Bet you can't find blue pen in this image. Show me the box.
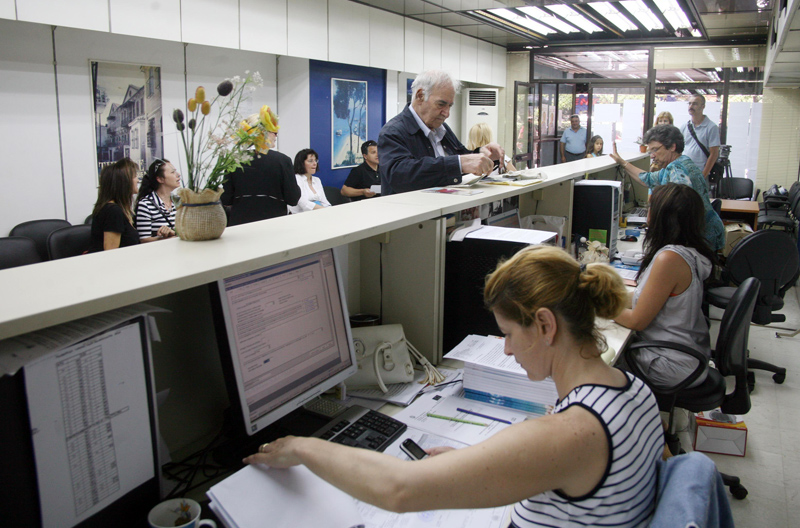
[456,407,512,425]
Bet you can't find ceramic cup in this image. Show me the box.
[148,498,217,528]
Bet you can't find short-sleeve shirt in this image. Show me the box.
[89,202,140,252]
[560,127,587,155]
[679,116,720,169]
[343,162,380,201]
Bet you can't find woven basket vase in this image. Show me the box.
[174,188,226,241]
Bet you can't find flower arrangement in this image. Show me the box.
[171,71,265,193]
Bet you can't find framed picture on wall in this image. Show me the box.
[331,78,367,169]
[90,60,164,179]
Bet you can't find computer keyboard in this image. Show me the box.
[628,206,648,217]
[314,406,407,452]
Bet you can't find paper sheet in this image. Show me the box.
[390,393,527,445]
[25,321,156,528]
[208,465,364,528]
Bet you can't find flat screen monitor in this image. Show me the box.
[212,248,357,438]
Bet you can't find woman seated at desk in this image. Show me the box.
[245,246,663,527]
[288,148,330,214]
[614,183,716,389]
[135,158,179,242]
[610,124,725,251]
[89,158,140,252]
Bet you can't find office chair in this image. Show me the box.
[323,186,351,206]
[625,277,759,500]
[757,191,800,235]
[9,219,71,261]
[649,452,734,528]
[84,214,93,225]
[0,237,43,270]
[707,229,800,376]
[47,225,92,260]
[717,177,753,201]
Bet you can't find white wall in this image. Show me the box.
[277,57,311,160]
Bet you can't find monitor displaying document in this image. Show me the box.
[211,249,357,439]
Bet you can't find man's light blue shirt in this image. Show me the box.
[560,127,587,155]
[680,115,720,169]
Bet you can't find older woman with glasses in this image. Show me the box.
[135,158,179,242]
[610,124,724,251]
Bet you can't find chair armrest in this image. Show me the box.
[624,341,709,396]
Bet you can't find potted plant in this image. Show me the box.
[171,71,265,240]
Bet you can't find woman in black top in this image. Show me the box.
[89,158,141,252]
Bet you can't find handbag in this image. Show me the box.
[686,122,724,185]
[347,324,444,393]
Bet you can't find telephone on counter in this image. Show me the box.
[348,324,445,393]
[620,249,645,266]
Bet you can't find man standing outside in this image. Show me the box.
[560,114,587,163]
[680,95,719,181]
[342,140,379,201]
[378,70,504,195]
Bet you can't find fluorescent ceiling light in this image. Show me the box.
[653,0,692,30]
[519,6,579,33]
[696,89,706,94]
[490,8,555,35]
[715,67,723,72]
[545,5,603,33]
[708,89,717,94]
[670,89,681,95]
[706,71,721,82]
[737,67,745,72]
[619,0,664,31]
[681,89,692,95]
[589,2,638,31]
[627,73,641,79]
[676,71,694,82]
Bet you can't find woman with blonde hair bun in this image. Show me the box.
[467,122,515,173]
[221,105,301,226]
[244,245,663,528]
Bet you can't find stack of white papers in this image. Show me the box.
[444,335,558,415]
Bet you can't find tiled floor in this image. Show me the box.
[677,286,800,527]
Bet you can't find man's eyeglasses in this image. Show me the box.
[647,145,664,155]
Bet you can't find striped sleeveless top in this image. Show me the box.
[511,372,663,528]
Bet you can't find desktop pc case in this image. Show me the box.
[571,180,622,257]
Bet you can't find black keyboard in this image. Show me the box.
[313,406,407,452]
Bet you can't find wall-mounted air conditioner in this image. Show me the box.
[462,88,499,144]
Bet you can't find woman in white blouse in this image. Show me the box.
[288,148,330,214]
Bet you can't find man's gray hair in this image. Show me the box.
[411,70,461,101]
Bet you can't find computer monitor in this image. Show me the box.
[211,248,357,443]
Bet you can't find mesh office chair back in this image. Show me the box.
[9,219,71,261]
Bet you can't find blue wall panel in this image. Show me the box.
[308,60,386,189]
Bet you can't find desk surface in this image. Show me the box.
[719,199,759,214]
[0,153,646,341]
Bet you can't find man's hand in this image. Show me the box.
[460,153,494,176]
[478,142,505,163]
[362,188,376,198]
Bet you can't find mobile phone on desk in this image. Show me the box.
[400,438,428,460]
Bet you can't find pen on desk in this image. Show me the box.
[456,407,513,425]
[426,412,487,427]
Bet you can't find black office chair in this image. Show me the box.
[757,191,800,235]
[84,214,94,225]
[9,219,71,261]
[323,186,351,206]
[760,181,800,213]
[707,230,799,384]
[47,225,92,260]
[717,177,753,200]
[625,277,759,500]
[0,236,43,270]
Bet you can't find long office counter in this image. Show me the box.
[0,153,647,342]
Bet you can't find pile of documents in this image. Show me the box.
[444,335,558,416]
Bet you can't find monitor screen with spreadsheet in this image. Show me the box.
[212,248,357,437]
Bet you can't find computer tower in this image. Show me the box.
[572,180,622,256]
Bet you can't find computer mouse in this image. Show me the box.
[621,235,638,242]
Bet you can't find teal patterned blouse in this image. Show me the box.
[637,155,725,250]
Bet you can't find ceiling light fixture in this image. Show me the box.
[519,6,579,33]
[676,71,694,82]
[732,48,741,60]
[653,0,692,30]
[619,0,664,31]
[588,2,638,32]
[545,4,603,33]
[490,8,555,35]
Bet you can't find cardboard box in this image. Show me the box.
[692,410,748,457]
[723,223,753,257]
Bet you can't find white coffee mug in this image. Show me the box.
[148,498,217,528]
